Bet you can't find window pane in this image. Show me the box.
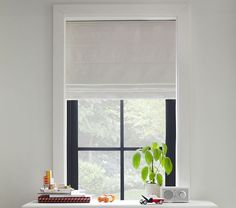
[78,99,120,147]
[124,99,165,147]
[124,151,144,199]
[78,151,120,199]
[124,151,166,199]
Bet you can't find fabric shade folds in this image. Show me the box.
[65,20,176,98]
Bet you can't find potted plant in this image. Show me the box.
[132,142,173,197]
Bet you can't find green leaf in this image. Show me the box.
[141,166,149,181]
[132,151,141,169]
[156,173,163,186]
[142,146,150,153]
[162,143,167,155]
[164,157,173,175]
[145,150,153,165]
[153,148,161,161]
[160,155,165,167]
[149,172,156,182]
[151,142,159,150]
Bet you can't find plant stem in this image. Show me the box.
[151,159,154,183]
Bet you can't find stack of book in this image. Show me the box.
[38,188,91,203]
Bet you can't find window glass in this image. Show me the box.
[124,151,144,199]
[124,151,166,200]
[76,99,167,199]
[78,151,120,199]
[78,100,120,147]
[124,99,165,147]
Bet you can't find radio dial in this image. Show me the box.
[179,191,187,199]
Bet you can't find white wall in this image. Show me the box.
[0,0,235,208]
[0,1,53,207]
[190,1,236,208]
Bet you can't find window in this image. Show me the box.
[67,99,176,200]
[53,2,190,191]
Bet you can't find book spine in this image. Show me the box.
[38,195,91,203]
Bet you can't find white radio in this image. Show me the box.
[160,187,189,203]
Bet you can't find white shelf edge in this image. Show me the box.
[22,200,218,208]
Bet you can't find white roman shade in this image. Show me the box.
[65,20,176,98]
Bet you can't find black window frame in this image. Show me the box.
[67,99,176,200]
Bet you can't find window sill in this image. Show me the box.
[22,200,217,208]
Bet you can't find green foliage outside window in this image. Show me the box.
[78,99,166,199]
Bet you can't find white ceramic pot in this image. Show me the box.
[145,183,160,197]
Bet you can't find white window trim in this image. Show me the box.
[53,2,191,188]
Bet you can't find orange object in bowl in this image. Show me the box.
[97,194,116,203]
[104,197,110,203]
[97,196,104,202]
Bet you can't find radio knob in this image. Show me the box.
[179,191,186,199]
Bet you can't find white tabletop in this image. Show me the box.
[22,200,217,208]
